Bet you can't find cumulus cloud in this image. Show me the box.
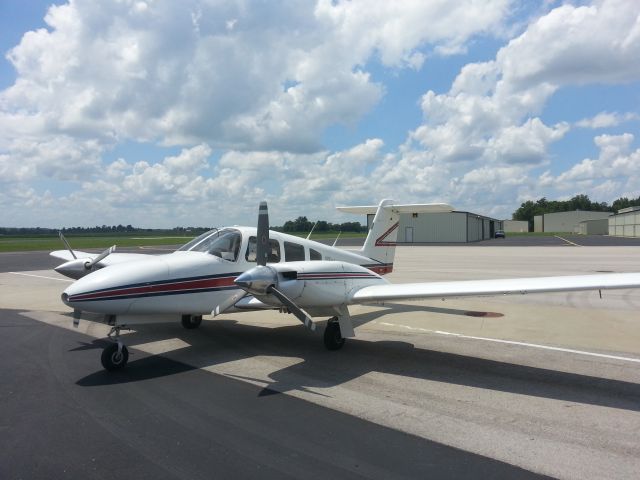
[366,0,640,217]
[575,111,640,129]
[555,133,639,183]
[2,0,640,227]
[0,0,509,162]
[32,140,387,227]
[525,133,640,207]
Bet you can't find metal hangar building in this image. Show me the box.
[363,210,503,243]
[533,210,611,233]
[609,206,640,237]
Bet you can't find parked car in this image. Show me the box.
[495,230,506,238]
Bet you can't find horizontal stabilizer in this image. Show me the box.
[336,203,453,215]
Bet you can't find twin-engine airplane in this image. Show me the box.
[56,200,640,372]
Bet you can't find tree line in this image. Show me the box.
[275,216,367,233]
[0,225,212,236]
[512,194,640,226]
[0,218,365,236]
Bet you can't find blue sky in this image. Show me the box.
[1,0,639,228]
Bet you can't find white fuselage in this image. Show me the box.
[62,227,389,316]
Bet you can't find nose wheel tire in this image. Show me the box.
[323,318,345,351]
[101,343,129,371]
[181,314,203,329]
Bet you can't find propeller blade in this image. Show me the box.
[212,291,247,316]
[256,201,269,267]
[267,285,316,331]
[85,245,116,269]
[59,231,77,259]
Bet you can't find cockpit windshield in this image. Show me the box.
[177,228,242,261]
[177,229,219,252]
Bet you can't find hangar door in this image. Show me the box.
[405,227,414,242]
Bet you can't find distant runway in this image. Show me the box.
[2,244,640,479]
[4,234,639,274]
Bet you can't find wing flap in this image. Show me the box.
[350,273,640,303]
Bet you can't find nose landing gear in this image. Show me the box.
[101,326,130,371]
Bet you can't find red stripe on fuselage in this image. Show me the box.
[70,276,237,301]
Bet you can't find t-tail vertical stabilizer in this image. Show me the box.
[336,199,454,273]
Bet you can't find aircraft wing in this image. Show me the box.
[350,272,640,304]
[50,250,95,261]
[50,250,151,265]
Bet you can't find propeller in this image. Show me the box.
[211,290,247,317]
[84,245,116,269]
[214,201,316,330]
[54,233,116,279]
[267,285,316,331]
[59,231,77,259]
[234,267,316,331]
[256,201,269,267]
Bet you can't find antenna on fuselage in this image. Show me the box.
[305,221,318,240]
[332,231,342,247]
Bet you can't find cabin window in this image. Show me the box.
[185,228,241,261]
[246,237,281,263]
[310,248,322,260]
[284,241,305,261]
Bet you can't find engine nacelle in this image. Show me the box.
[268,261,386,308]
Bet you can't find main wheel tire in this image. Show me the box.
[181,314,202,329]
[101,343,129,371]
[323,320,345,351]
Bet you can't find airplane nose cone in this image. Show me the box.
[55,259,89,280]
[61,292,70,306]
[234,273,251,290]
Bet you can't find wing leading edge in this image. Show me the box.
[350,272,640,304]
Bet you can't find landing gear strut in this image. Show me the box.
[323,317,345,350]
[101,326,129,371]
[181,314,202,329]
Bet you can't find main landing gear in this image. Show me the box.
[181,314,202,329]
[324,317,345,350]
[101,326,130,371]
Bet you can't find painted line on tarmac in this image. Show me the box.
[378,322,640,364]
[9,272,73,282]
[554,235,582,246]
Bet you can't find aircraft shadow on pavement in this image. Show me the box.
[74,318,640,412]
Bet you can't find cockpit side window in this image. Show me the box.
[310,248,322,260]
[246,237,281,263]
[284,241,305,261]
[185,229,241,261]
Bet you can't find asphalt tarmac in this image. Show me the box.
[2,310,547,480]
[2,241,640,479]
